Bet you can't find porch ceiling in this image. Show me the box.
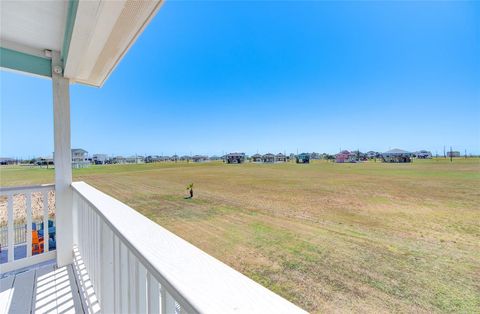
[0,0,163,87]
[0,1,67,55]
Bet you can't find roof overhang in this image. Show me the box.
[0,0,163,87]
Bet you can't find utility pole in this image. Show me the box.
[465,149,467,159]
[443,146,446,158]
[450,146,453,162]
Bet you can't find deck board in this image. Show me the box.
[33,265,58,314]
[1,263,87,314]
[9,269,35,313]
[0,276,14,313]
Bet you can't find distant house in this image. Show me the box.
[209,156,222,161]
[112,156,126,164]
[146,155,161,163]
[0,157,16,165]
[351,150,367,161]
[226,153,245,164]
[251,154,262,162]
[310,152,320,160]
[71,148,89,168]
[335,150,350,163]
[382,149,412,163]
[125,156,144,164]
[275,153,287,162]
[296,153,310,164]
[171,155,179,162]
[192,155,208,162]
[125,156,135,163]
[366,151,379,159]
[416,150,432,159]
[72,148,88,162]
[335,150,358,163]
[36,156,54,167]
[92,154,108,164]
[447,151,460,158]
[262,153,275,163]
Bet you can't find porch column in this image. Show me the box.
[52,51,73,267]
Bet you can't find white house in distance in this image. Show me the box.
[92,153,108,164]
[416,150,432,159]
[71,148,89,168]
[0,1,305,313]
[382,148,413,163]
[447,151,461,158]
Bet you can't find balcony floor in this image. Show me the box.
[0,245,28,264]
[1,262,87,313]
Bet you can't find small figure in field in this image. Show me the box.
[186,183,194,198]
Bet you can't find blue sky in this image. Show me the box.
[1,1,479,158]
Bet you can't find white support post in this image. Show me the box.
[52,51,73,267]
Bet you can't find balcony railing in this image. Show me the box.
[0,184,56,273]
[72,181,306,313]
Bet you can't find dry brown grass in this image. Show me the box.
[1,159,479,313]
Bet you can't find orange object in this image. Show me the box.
[32,230,44,255]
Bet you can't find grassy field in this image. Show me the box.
[1,159,479,313]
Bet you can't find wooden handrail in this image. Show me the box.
[0,184,55,195]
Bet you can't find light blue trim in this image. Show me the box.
[62,0,79,64]
[0,47,52,77]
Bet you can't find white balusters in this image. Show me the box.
[137,263,147,313]
[96,212,101,301]
[147,272,160,314]
[100,220,114,313]
[165,290,178,314]
[7,193,14,262]
[129,252,138,313]
[120,242,129,312]
[113,235,121,313]
[161,284,167,314]
[0,184,56,273]
[26,193,32,258]
[42,191,49,252]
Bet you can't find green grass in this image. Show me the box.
[1,158,479,313]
